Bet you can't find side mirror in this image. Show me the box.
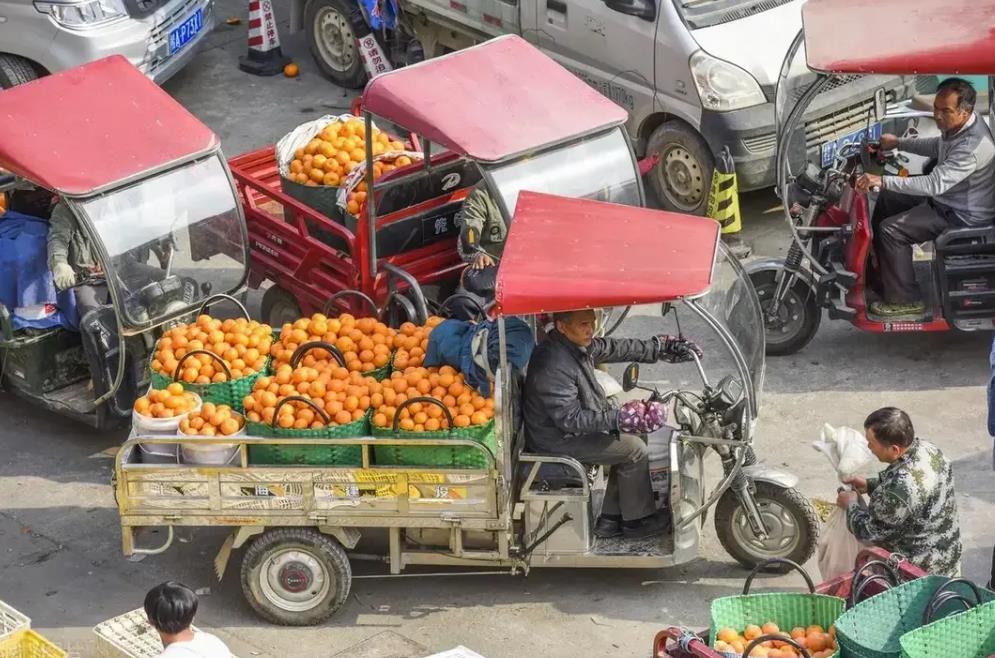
[603,0,655,21]
[874,88,888,123]
[622,362,640,392]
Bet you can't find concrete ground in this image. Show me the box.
[1,4,994,657]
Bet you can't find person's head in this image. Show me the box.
[554,308,597,347]
[144,581,198,639]
[863,407,915,463]
[7,187,53,219]
[934,78,976,134]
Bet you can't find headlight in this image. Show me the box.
[689,50,766,112]
[34,0,127,28]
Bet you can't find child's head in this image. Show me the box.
[144,581,198,636]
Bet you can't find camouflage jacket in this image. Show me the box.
[846,438,962,576]
[455,184,507,262]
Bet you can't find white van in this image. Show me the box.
[0,0,215,89]
[292,0,916,213]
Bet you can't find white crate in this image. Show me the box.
[93,609,237,658]
[0,600,31,640]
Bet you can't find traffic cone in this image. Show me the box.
[706,145,751,258]
[239,0,289,76]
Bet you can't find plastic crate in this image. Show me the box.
[0,629,66,658]
[0,602,30,641]
[92,609,237,658]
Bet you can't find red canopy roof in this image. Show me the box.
[803,0,995,74]
[494,192,719,316]
[361,35,628,163]
[0,56,218,196]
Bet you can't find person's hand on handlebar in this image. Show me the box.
[471,252,495,270]
[855,173,883,194]
[654,335,704,364]
[878,133,899,151]
[52,262,76,290]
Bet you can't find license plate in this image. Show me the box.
[168,8,204,55]
[821,122,882,166]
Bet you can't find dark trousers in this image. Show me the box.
[73,283,110,383]
[545,433,656,521]
[873,191,949,303]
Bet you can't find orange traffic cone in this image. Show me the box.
[238,0,289,76]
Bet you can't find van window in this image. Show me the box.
[674,0,796,29]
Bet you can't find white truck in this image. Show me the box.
[289,0,917,214]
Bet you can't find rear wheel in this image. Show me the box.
[240,528,352,626]
[306,0,367,88]
[714,482,819,570]
[0,55,39,89]
[261,286,302,328]
[646,121,714,215]
[749,268,821,356]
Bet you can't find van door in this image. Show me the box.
[528,0,657,135]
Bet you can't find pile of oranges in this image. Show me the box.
[178,403,244,437]
[243,364,382,429]
[133,383,199,419]
[371,366,494,431]
[344,154,415,216]
[151,315,272,384]
[713,622,837,658]
[271,313,395,374]
[286,118,407,188]
[392,317,443,369]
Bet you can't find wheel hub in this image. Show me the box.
[260,549,331,612]
[755,284,805,341]
[731,499,801,558]
[662,146,705,211]
[314,7,356,71]
[279,562,313,593]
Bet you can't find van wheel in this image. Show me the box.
[240,528,352,626]
[0,55,39,89]
[646,121,714,215]
[306,0,367,88]
[261,286,302,328]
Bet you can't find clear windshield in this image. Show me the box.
[79,156,247,330]
[486,128,642,218]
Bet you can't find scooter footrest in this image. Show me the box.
[827,299,857,321]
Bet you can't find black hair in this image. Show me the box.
[144,581,198,635]
[937,77,977,112]
[7,188,53,219]
[864,407,915,448]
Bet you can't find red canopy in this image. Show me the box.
[494,192,719,316]
[361,35,628,163]
[0,55,218,196]
[803,0,995,74]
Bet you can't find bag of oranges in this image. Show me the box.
[149,314,273,411]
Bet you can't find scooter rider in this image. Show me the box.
[856,78,995,318]
[523,308,703,540]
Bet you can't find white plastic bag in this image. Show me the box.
[817,507,864,581]
[812,423,875,481]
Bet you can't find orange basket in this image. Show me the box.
[0,629,66,658]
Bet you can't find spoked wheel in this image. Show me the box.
[749,268,821,356]
[241,528,352,626]
[714,482,819,570]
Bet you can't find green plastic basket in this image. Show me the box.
[836,576,995,658]
[150,349,269,412]
[710,559,844,658]
[246,396,368,466]
[900,599,995,658]
[372,397,496,469]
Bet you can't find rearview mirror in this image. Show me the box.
[603,0,655,21]
[874,88,887,123]
[622,362,640,392]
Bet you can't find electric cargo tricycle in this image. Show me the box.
[0,56,251,429]
[749,0,995,355]
[114,190,817,626]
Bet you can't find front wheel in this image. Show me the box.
[749,268,821,356]
[714,482,819,570]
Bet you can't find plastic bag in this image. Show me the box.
[817,506,865,581]
[812,423,875,482]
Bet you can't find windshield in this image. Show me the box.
[486,128,642,218]
[674,0,796,29]
[79,156,247,330]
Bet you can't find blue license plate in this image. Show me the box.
[168,8,204,55]
[821,123,882,166]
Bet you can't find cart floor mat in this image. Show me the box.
[39,379,96,414]
[592,532,673,558]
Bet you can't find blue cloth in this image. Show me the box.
[360,0,398,30]
[0,211,78,331]
[425,318,534,396]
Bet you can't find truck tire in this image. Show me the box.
[0,55,39,89]
[646,121,714,215]
[240,528,352,626]
[261,285,302,328]
[306,0,368,89]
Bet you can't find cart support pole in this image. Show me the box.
[365,112,377,283]
[389,527,402,574]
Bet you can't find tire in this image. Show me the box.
[645,120,714,215]
[749,268,821,356]
[306,0,367,89]
[240,528,352,626]
[261,286,302,328]
[0,55,39,89]
[714,482,820,571]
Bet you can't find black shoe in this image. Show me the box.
[593,514,623,538]
[622,510,672,540]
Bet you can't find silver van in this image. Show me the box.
[292,0,914,214]
[0,0,215,89]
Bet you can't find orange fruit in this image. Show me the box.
[283,62,299,77]
[454,415,471,428]
[470,411,487,426]
[716,629,738,644]
[790,628,806,640]
[805,632,827,652]
[762,623,780,636]
[806,626,825,636]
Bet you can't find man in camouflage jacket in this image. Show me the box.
[837,407,961,576]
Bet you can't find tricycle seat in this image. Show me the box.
[517,452,587,492]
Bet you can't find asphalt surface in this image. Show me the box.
[1,4,994,657]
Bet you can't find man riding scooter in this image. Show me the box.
[856,78,995,318]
